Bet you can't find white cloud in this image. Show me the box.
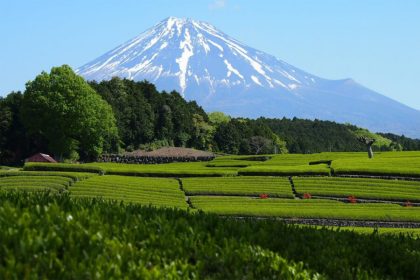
[209,0,226,10]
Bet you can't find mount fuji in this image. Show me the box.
[76,17,420,138]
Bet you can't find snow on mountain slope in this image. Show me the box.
[77,17,316,95]
[77,17,420,138]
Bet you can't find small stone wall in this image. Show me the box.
[98,154,215,164]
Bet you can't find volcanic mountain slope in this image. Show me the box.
[76,17,420,138]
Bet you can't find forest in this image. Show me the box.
[1,65,419,164]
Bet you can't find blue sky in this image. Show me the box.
[1,0,419,109]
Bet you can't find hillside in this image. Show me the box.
[2,76,420,165]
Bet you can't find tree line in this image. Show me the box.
[1,65,419,165]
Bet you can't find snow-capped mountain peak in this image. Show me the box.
[76,17,420,138]
[77,16,317,97]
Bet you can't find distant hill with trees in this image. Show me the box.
[1,65,419,165]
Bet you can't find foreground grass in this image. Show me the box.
[2,191,420,279]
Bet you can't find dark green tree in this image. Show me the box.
[91,79,209,151]
[0,92,41,165]
[21,65,119,161]
[90,78,154,150]
[0,98,12,161]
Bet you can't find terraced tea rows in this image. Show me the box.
[95,162,238,177]
[14,152,420,227]
[24,162,103,173]
[238,164,330,176]
[0,170,96,181]
[25,162,238,177]
[258,152,366,166]
[21,151,420,178]
[331,152,420,177]
[294,177,420,201]
[0,175,73,192]
[190,196,420,221]
[70,175,187,209]
[205,155,269,167]
[181,176,293,198]
[332,157,420,177]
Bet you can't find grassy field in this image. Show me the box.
[294,177,420,201]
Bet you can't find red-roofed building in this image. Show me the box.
[25,153,57,163]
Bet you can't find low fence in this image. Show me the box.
[98,154,215,164]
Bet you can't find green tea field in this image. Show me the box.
[2,151,420,278]
[13,151,420,224]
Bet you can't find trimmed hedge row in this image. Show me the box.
[0,175,73,192]
[293,177,420,201]
[0,170,95,181]
[238,164,331,176]
[24,163,104,174]
[181,176,294,198]
[190,196,420,222]
[70,175,187,209]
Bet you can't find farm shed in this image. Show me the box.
[25,153,57,163]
